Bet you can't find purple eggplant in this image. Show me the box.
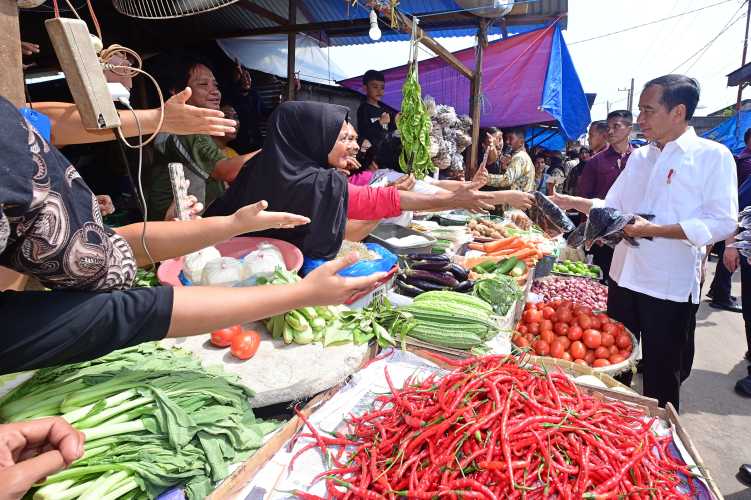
[446,263,469,281]
[396,279,424,297]
[403,277,450,292]
[403,269,459,288]
[453,280,474,293]
[406,253,450,263]
[410,260,451,272]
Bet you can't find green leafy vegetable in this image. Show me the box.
[472,274,523,316]
[397,65,435,179]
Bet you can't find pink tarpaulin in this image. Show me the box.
[339,25,574,130]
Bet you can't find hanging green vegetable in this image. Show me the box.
[397,64,435,179]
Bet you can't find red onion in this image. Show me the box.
[530,277,608,310]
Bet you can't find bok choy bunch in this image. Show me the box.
[0,343,279,499]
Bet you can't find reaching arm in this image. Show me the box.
[211,153,255,183]
[345,219,380,241]
[114,201,309,267]
[398,181,495,212]
[36,88,236,147]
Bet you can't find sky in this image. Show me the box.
[328,0,750,121]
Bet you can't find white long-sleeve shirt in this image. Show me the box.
[595,127,738,304]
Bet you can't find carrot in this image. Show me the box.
[482,237,519,253]
[486,248,518,257]
[507,248,538,260]
[460,255,507,270]
[467,242,486,251]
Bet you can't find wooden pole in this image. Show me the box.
[469,20,487,178]
[0,0,24,106]
[286,0,297,101]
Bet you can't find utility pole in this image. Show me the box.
[606,100,610,114]
[737,0,751,112]
[628,78,635,115]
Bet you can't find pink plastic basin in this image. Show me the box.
[157,236,304,287]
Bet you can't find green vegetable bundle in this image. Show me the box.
[396,65,435,179]
[259,268,344,346]
[473,274,523,315]
[396,291,499,349]
[0,343,279,500]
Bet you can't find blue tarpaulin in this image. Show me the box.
[702,111,751,155]
[340,24,591,140]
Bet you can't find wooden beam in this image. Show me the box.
[219,18,369,40]
[469,20,487,177]
[382,9,474,80]
[286,0,296,101]
[237,0,288,26]
[0,0,24,106]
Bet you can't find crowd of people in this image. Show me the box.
[2,35,751,494]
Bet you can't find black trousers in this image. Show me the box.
[589,244,615,284]
[607,282,699,411]
[708,240,733,302]
[741,258,751,352]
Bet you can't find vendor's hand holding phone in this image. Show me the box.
[0,417,85,500]
[232,200,310,232]
[301,253,386,305]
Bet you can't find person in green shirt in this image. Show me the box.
[144,56,255,220]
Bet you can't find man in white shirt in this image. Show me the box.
[552,75,738,410]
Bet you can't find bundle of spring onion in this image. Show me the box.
[0,343,279,499]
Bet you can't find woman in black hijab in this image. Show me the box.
[205,101,350,260]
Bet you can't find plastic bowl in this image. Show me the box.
[157,236,304,287]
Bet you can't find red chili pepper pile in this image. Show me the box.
[292,354,698,499]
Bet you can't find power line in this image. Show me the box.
[670,2,747,73]
[568,0,736,45]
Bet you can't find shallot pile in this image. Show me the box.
[531,277,607,311]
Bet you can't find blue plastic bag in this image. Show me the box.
[19,108,51,142]
[301,243,397,277]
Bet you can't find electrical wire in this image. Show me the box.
[107,64,165,148]
[118,101,156,270]
[568,0,735,45]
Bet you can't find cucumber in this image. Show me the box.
[495,257,518,275]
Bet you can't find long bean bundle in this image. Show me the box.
[396,65,434,179]
[293,354,699,499]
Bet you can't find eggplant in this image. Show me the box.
[395,279,424,297]
[446,263,469,281]
[403,269,459,288]
[406,253,450,263]
[410,260,451,272]
[453,280,474,293]
[403,277,450,292]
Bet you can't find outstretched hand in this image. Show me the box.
[163,87,237,137]
[232,200,310,233]
[452,179,495,212]
[0,418,85,500]
[301,253,386,306]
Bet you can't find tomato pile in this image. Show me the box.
[512,300,633,368]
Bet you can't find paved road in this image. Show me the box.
[660,263,751,499]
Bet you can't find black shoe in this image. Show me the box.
[709,300,743,313]
[739,464,751,486]
[735,376,751,397]
[746,351,751,363]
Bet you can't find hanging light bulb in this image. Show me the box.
[368,9,382,41]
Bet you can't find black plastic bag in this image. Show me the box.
[528,192,576,238]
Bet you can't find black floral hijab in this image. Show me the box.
[0,96,136,290]
[205,101,350,260]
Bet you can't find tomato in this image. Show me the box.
[601,332,615,348]
[525,333,536,343]
[558,309,573,324]
[550,340,565,359]
[525,302,537,311]
[582,329,602,349]
[562,352,573,362]
[590,317,602,330]
[514,336,530,349]
[540,319,554,332]
[609,345,619,355]
[601,322,616,335]
[567,325,583,341]
[230,329,261,360]
[557,336,571,350]
[620,349,632,358]
[541,306,556,319]
[616,334,632,350]
[594,346,610,359]
[554,322,569,336]
[579,307,593,316]
[560,300,573,309]
[540,330,556,344]
[592,358,611,368]
[533,340,550,356]
[523,309,543,324]
[576,314,592,330]
[517,324,528,334]
[596,313,610,323]
[210,325,242,347]
[609,354,626,364]
[569,341,586,360]
[584,350,596,365]
[550,300,562,308]
[527,322,541,335]
[574,358,588,366]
